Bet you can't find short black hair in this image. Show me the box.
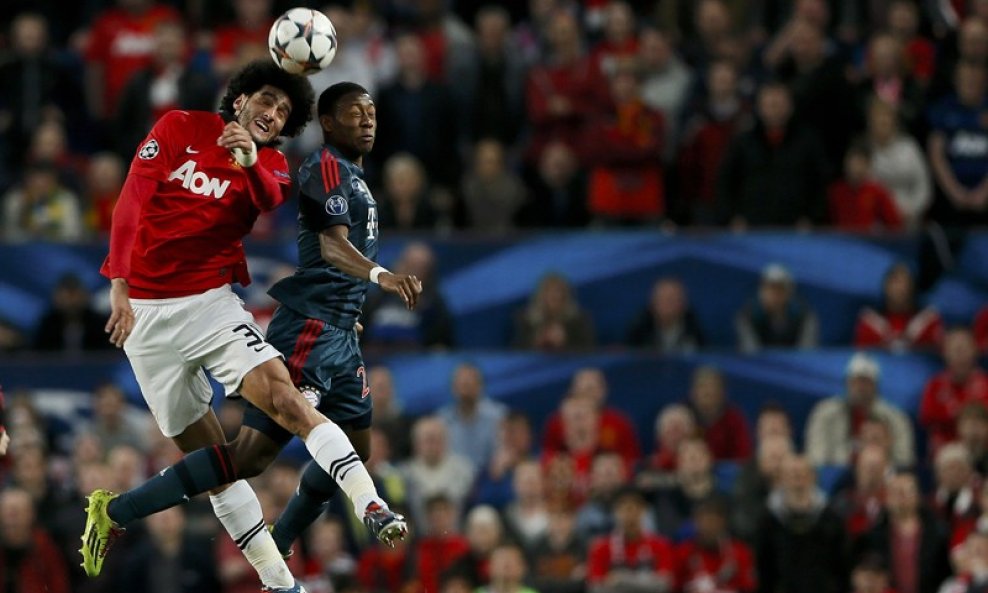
[318,82,370,118]
[219,60,315,138]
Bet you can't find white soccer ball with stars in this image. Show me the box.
[268,8,338,75]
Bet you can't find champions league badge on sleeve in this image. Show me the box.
[326,195,348,216]
[138,139,160,160]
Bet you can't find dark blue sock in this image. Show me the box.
[107,444,237,526]
[271,460,339,554]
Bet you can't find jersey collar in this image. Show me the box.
[324,144,364,177]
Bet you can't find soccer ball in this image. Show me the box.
[268,8,338,75]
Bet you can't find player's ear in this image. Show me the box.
[319,113,334,134]
[232,93,249,115]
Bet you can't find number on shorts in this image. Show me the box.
[233,324,265,350]
[357,365,369,398]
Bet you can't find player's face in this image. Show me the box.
[233,85,292,145]
[329,93,376,156]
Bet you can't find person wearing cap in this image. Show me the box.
[804,353,915,467]
[734,263,819,353]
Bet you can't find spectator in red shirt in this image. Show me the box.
[674,496,757,593]
[828,142,904,232]
[849,554,897,593]
[590,1,639,76]
[931,443,981,536]
[919,328,988,454]
[831,444,893,541]
[645,403,698,473]
[686,366,753,462]
[542,397,607,505]
[587,487,675,593]
[887,0,936,86]
[543,368,641,468]
[212,0,274,80]
[855,263,944,352]
[585,64,666,225]
[410,494,471,593]
[84,152,126,237]
[652,438,723,539]
[0,487,70,593]
[525,10,606,165]
[83,0,182,121]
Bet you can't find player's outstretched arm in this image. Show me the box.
[104,174,156,347]
[319,225,422,309]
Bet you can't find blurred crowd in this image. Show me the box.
[0,0,987,239]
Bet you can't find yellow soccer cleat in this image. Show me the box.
[79,489,124,577]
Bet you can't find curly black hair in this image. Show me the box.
[219,60,315,138]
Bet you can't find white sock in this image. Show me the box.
[209,480,294,589]
[304,421,383,518]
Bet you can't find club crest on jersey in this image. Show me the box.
[325,195,348,216]
[299,385,322,408]
[168,160,232,198]
[138,139,159,160]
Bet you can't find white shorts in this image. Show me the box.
[124,285,281,438]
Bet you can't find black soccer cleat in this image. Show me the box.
[363,501,407,547]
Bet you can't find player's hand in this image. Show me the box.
[0,431,9,456]
[355,321,364,336]
[217,121,254,152]
[105,278,135,348]
[379,273,423,310]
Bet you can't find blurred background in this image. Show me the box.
[2,0,988,592]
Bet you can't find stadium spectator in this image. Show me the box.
[865,98,932,231]
[756,455,848,593]
[637,27,692,160]
[676,60,752,225]
[502,460,549,551]
[959,402,988,474]
[445,504,505,588]
[929,19,988,102]
[2,161,83,242]
[10,444,64,528]
[590,1,639,77]
[543,368,641,467]
[117,506,219,593]
[476,544,538,593]
[529,508,586,593]
[927,61,988,226]
[856,33,926,136]
[830,444,894,540]
[974,306,988,353]
[644,403,698,473]
[407,0,474,85]
[300,517,358,592]
[401,416,475,524]
[805,353,916,467]
[920,328,988,454]
[84,152,126,236]
[674,496,757,593]
[854,263,943,352]
[574,452,631,542]
[858,471,952,593]
[754,402,794,444]
[363,241,454,350]
[448,6,528,146]
[376,152,440,231]
[586,486,675,593]
[32,273,110,352]
[355,527,411,593]
[514,272,595,351]
[674,0,736,71]
[461,139,528,231]
[931,443,981,535]
[0,13,83,176]
[25,120,87,195]
[474,412,535,509]
[735,263,819,352]
[886,0,936,86]
[411,494,471,593]
[542,397,608,504]
[211,0,275,80]
[716,82,829,227]
[686,365,753,462]
[848,554,895,593]
[374,33,460,189]
[437,362,507,469]
[368,367,414,461]
[48,461,116,591]
[652,438,723,539]
[86,382,151,453]
[83,0,182,122]
[827,142,903,232]
[524,10,606,165]
[584,64,666,225]
[0,487,69,593]
[948,529,988,593]
[626,277,705,353]
[113,20,217,158]
[516,140,589,227]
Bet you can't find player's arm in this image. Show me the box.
[217,122,291,211]
[318,225,422,309]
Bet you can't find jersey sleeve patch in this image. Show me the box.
[138,139,160,160]
[325,195,348,216]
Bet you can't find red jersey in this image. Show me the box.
[84,4,182,113]
[919,369,988,453]
[974,307,988,352]
[413,536,470,593]
[543,406,642,467]
[587,532,675,584]
[101,110,292,298]
[827,179,903,231]
[854,307,943,351]
[674,538,757,593]
[697,405,753,462]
